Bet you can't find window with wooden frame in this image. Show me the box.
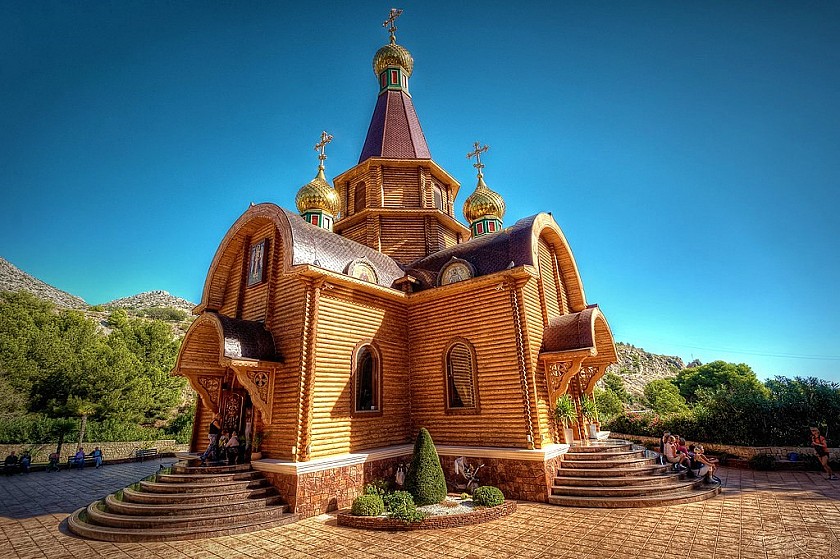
[445,340,478,412]
[354,182,366,214]
[353,343,381,414]
[432,184,444,211]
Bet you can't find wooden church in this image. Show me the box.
[173,12,617,517]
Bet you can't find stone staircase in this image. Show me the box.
[68,461,296,542]
[549,439,721,508]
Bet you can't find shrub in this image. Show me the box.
[383,490,414,512]
[389,501,426,523]
[404,428,447,506]
[749,454,776,471]
[350,494,384,516]
[553,394,576,428]
[364,479,388,497]
[472,486,504,507]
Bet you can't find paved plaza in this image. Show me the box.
[1,461,839,558]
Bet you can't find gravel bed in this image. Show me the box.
[417,498,475,516]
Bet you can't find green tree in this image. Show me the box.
[674,360,767,403]
[594,387,624,421]
[643,379,689,415]
[602,371,631,403]
[404,428,447,506]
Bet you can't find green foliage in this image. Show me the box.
[89,305,104,312]
[603,372,631,403]
[674,361,768,403]
[350,494,384,516]
[749,454,776,471]
[404,427,447,506]
[594,388,624,421]
[143,307,189,322]
[388,501,425,523]
[383,490,414,512]
[162,402,195,444]
[364,479,389,497]
[580,394,599,422]
[553,394,577,428]
[0,290,187,443]
[643,379,689,415]
[472,486,505,507]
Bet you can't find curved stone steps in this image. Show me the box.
[104,493,285,516]
[139,477,269,494]
[171,462,252,475]
[85,500,291,529]
[560,457,657,469]
[552,477,703,498]
[554,473,682,487]
[556,464,670,477]
[156,471,262,484]
[68,461,293,542]
[122,485,276,504]
[67,507,298,542]
[562,449,646,461]
[548,482,721,508]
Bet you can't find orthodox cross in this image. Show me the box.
[314,131,333,164]
[467,142,489,173]
[383,8,403,42]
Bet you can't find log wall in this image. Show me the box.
[408,284,530,448]
[382,166,421,208]
[380,216,427,263]
[519,277,557,446]
[308,285,411,458]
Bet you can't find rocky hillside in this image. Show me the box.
[605,342,686,396]
[103,290,195,313]
[0,257,88,309]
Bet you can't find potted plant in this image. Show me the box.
[580,394,599,439]
[250,431,264,461]
[553,394,577,444]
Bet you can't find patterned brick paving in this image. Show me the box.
[1,463,839,558]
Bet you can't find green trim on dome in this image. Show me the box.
[301,210,334,232]
[378,67,409,94]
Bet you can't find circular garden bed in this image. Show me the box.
[337,498,517,531]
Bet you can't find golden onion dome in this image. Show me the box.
[463,174,506,223]
[295,165,340,216]
[372,36,414,77]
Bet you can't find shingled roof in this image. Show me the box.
[280,207,406,288]
[404,215,539,290]
[216,313,280,362]
[359,90,431,162]
[541,308,598,353]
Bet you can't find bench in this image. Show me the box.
[134,448,159,461]
[66,454,96,468]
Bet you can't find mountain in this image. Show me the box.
[605,342,687,396]
[0,256,88,309]
[103,290,195,313]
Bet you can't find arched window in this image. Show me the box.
[445,341,478,410]
[432,184,444,211]
[354,182,367,214]
[354,344,380,413]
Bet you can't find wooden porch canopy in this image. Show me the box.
[173,312,283,424]
[539,306,617,406]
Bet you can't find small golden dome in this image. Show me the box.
[296,166,340,216]
[373,37,414,77]
[463,174,506,223]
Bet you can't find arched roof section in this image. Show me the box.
[175,312,280,372]
[197,203,405,312]
[541,306,617,364]
[404,212,587,307]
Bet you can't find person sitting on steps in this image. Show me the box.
[693,445,720,483]
[663,435,692,473]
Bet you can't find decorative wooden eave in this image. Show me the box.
[539,348,595,407]
[230,363,277,426]
[293,265,408,303]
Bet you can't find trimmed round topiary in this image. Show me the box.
[472,486,505,507]
[351,494,385,516]
[404,427,448,506]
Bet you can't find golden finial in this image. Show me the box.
[467,142,490,178]
[314,130,333,168]
[383,8,403,44]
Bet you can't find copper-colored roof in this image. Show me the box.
[216,313,280,362]
[541,308,598,353]
[359,90,431,162]
[404,215,539,290]
[281,208,405,287]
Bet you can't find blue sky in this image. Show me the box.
[2,1,839,382]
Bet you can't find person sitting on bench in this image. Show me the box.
[73,447,86,469]
[47,452,60,472]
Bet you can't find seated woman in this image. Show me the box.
[663,435,692,471]
[47,452,60,472]
[694,445,720,483]
[225,431,240,465]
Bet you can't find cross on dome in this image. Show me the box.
[467,142,489,176]
[314,131,333,166]
[383,8,403,43]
